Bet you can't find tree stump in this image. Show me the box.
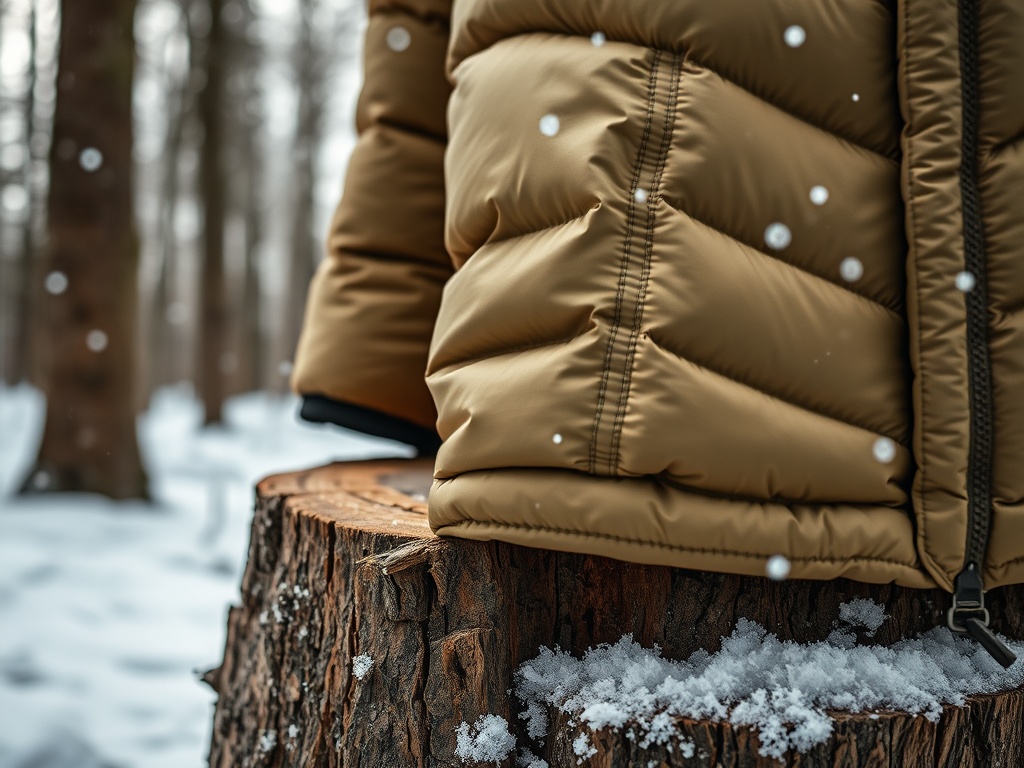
[207,460,1024,768]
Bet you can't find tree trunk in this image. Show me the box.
[208,461,1024,768]
[146,8,192,400]
[21,0,148,499]
[236,0,264,395]
[196,0,229,424]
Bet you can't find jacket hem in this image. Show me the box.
[434,519,936,589]
[299,394,442,456]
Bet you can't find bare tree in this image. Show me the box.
[282,0,354,369]
[22,0,148,499]
[235,0,265,394]
[195,0,230,424]
[145,2,194,397]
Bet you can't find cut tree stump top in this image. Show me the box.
[209,459,1024,768]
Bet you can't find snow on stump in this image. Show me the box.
[207,460,1024,767]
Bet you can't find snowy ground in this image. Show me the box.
[0,384,410,768]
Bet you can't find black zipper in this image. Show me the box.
[946,0,1016,669]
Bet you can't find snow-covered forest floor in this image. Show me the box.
[0,384,409,768]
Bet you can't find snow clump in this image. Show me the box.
[518,749,549,768]
[455,714,516,765]
[352,654,374,680]
[258,729,277,753]
[513,606,1024,759]
[573,732,597,762]
[839,598,887,637]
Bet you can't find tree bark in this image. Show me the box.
[21,0,148,499]
[209,461,1024,768]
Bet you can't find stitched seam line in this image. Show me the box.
[644,334,907,443]
[441,520,920,570]
[989,554,1024,569]
[658,471,907,509]
[660,201,904,318]
[609,54,682,475]
[482,207,595,251]
[589,50,661,474]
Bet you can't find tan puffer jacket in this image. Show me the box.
[294,0,1024,616]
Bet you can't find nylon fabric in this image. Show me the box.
[292,0,1024,591]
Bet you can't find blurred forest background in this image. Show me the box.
[0,0,363,497]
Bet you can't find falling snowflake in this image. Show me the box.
[872,437,897,464]
[552,433,563,445]
[784,25,806,48]
[45,271,68,295]
[86,330,108,352]
[766,555,791,581]
[809,186,829,205]
[1,184,28,212]
[591,31,607,46]
[839,257,864,283]
[764,222,792,250]
[539,114,560,137]
[386,26,411,52]
[852,93,861,102]
[634,188,648,204]
[79,148,103,172]
[955,271,976,293]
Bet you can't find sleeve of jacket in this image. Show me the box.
[291,0,453,455]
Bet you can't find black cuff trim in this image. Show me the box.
[299,394,442,456]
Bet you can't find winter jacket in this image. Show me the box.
[293,0,1024,611]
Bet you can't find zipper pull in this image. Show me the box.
[947,562,1017,669]
[962,617,1017,669]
